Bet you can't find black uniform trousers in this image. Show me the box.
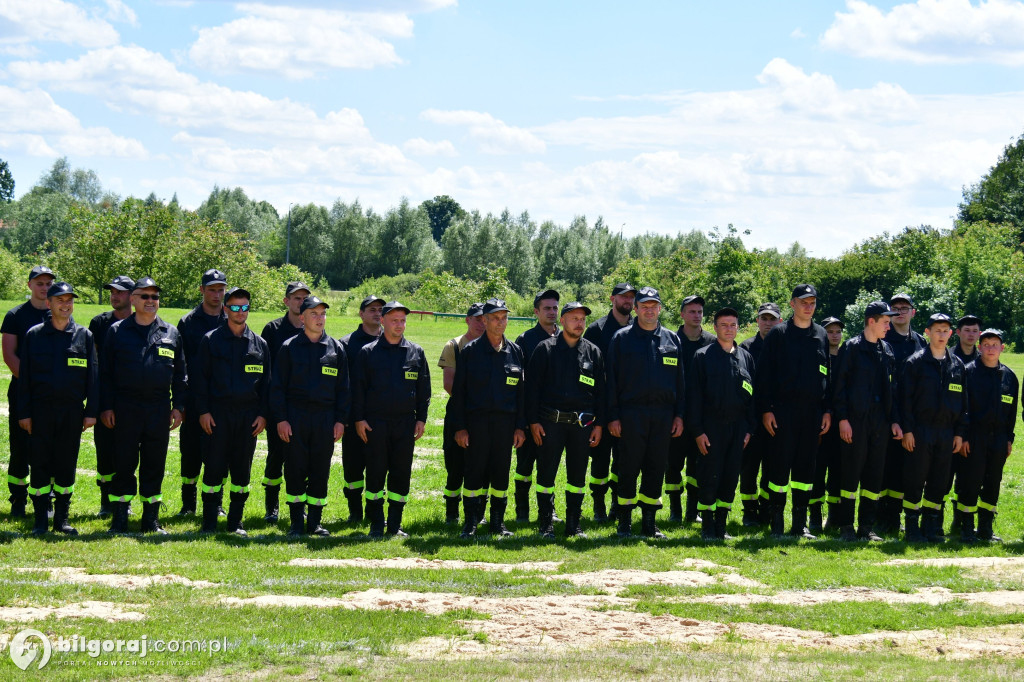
[110,400,171,503]
[341,429,367,497]
[956,429,1008,514]
[882,439,906,509]
[283,408,336,507]
[765,401,820,507]
[902,427,954,513]
[93,422,116,486]
[616,405,672,508]
[739,423,770,508]
[179,411,207,485]
[588,431,619,490]
[463,412,516,500]
[536,419,592,494]
[837,407,888,527]
[27,405,85,495]
[7,388,30,496]
[262,428,286,486]
[694,417,745,511]
[442,418,467,498]
[812,426,842,507]
[937,453,961,510]
[200,405,259,493]
[513,439,539,485]
[666,432,699,495]
[364,415,415,504]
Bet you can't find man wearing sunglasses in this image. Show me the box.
[192,287,269,535]
[526,301,604,539]
[100,277,187,534]
[175,269,228,518]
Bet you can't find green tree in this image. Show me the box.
[420,194,464,242]
[959,133,1024,234]
[0,159,13,203]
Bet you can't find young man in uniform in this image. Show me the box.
[512,289,560,523]
[449,298,527,538]
[438,302,486,524]
[100,277,187,534]
[583,282,635,522]
[526,301,604,539]
[755,284,831,539]
[2,265,55,518]
[352,301,429,538]
[899,313,968,542]
[943,313,981,533]
[338,294,385,523]
[17,282,98,535]
[270,295,348,537]
[89,275,134,517]
[831,302,902,541]
[606,287,685,539]
[193,287,269,536]
[738,302,781,526]
[259,281,309,522]
[687,307,756,541]
[175,269,227,517]
[810,315,845,533]
[958,329,1017,543]
[667,295,716,524]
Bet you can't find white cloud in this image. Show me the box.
[403,137,458,156]
[421,109,546,155]
[0,0,120,50]
[790,27,806,38]
[821,0,1024,64]
[104,0,138,26]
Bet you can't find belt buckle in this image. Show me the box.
[577,412,595,428]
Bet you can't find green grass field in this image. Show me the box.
[2,300,1024,680]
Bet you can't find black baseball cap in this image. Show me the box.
[680,295,705,310]
[890,292,915,307]
[791,284,817,300]
[713,307,739,321]
[466,302,484,317]
[533,289,560,308]
[636,287,661,304]
[133,276,160,292]
[482,298,509,314]
[29,265,54,281]
[300,295,329,312]
[225,286,251,301]
[201,269,228,287]
[979,328,1004,342]
[612,282,636,296]
[865,301,898,318]
[285,281,311,297]
[382,300,410,316]
[925,313,952,328]
[757,302,781,319]
[957,314,981,328]
[104,275,135,291]
[360,295,386,311]
[822,316,844,329]
[46,282,78,299]
[560,301,591,317]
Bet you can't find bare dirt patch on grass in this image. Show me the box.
[676,585,1024,609]
[0,601,146,623]
[883,556,1024,582]
[15,567,216,589]
[287,557,563,572]
[545,568,761,593]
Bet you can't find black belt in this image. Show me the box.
[540,407,596,427]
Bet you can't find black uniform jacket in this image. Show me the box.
[16,317,98,420]
[885,327,927,366]
[739,333,765,367]
[606,323,686,422]
[952,343,978,365]
[754,320,830,415]
[261,315,303,357]
[100,315,187,411]
[584,310,632,356]
[448,335,525,432]
[178,305,226,407]
[832,334,897,424]
[965,359,1018,445]
[686,341,756,436]
[88,310,126,353]
[193,323,270,415]
[515,323,558,363]
[350,335,430,423]
[340,325,381,375]
[525,334,606,427]
[899,348,968,438]
[677,327,716,374]
[2,301,50,400]
[269,331,349,425]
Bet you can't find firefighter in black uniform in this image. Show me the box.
[352,301,430,538]
[269,295,348,537]
[606,287,685,539]
[338,294,384,524]
[667,295,715,524]
[944,313,981,534]
[100,277,187,534]
[687,307,756,541]
[755,283,831,539]
[899,313,968,542]
[583,282,635,522]
[258,281,309,522]
[17,282,98,535]
[512,289,560,523]
[193,287,269,536]
[449,298,526,538]
[811,315,845,533]
[738,302,781,526]
[89,275,134,517]
[2,265,55,518]
[175,269,227,517]
[878,292,927,534]
[832,302,902,542]
[526,302,605,539]
[958,328,1017,543]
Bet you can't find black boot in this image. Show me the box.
[200,492,220,533]
[140,502,168,535]
[977,509,1001,543]
[616,504,633,538]
[306,504,329,537]
[489,496,513,537]
[108,501,129,534]
[218,484,227,517]
[789,506,816,539]
[514,480,531,523]
[769,505,785,538]
[459,497,480,538]
[904,510,924,542]
[368,499,386,538]
[287,502,306,536]
[808,504,823,534]
[684,486,700,523]
[640,506,666,539]
[445,496,461,525]
[856,499,882,541]
[344,488,363,524]
[839,524,857,541]
[701,511,718,541]
[591,484,608,523]
[949,506,963,535]
[959,511,977,543]
[177,484,197,516]
[227,491,248,536]
[715,506,732,540]
[823,502,840,533]
[923,510,943,543]
[30,494,49,536]
[608,479,620,520]
[668,491,683,522]
[263,485,279,522]
[52,493,78,535]
[565,493,587,538]
[936,504,946,538]
[9,488,27,518]
[537,493,555,539]
[386,502,408,538]
[741,497,760,527]
[97,482,112,518]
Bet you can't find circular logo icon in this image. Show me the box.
[9,629,51,670]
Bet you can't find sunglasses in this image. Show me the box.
[135,294,160,301]
[228,304,250,312]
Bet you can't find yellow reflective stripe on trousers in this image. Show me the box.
[364,489,386,501]
[920,499,942,510]
[566,483,586,494]
[977,500,997,512]
[758,489,769,500]
[637,494,662,507]
[95,473,114,483]
[138,494,162,503]
[229,484,250,494]
[663,483,682,492]
[52,483,74,494]
[697,502,716,511]
[343,480,365,490]
[588,474,610,485]
[684,476,697,487]
[768,481,789,494]
[789,480,813,492]
[512,473,533,483]
[902,499,921,511]
[617,495,638,506]
[443,487,462,498]
[306,496,327,507]
[462,488,485,498]
[860,489,881,501]
[488,487,508,498]
[27,485,52,496]
[956,502,977,513]
[608,472,619,483]
[825,495,840,504]
[285,493,306,503]
[738,493,758,501]
[535,484,555,494]
[262,476,284,486]
[7,474,28,486]
[181,476,198,485]
[108,493,133,502]
[387,491,409,503]
[808,495,826,505]
[201,483,221,493]
[840,489,858,500]
[715,499,732,509]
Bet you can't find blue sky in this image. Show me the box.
[3,0,1024,257]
